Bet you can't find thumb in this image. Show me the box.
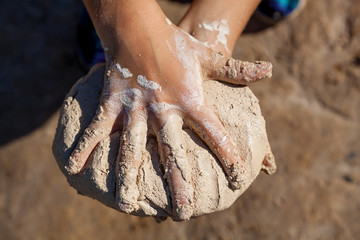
[205,52,273,85]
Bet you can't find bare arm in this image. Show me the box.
[179,0,261,55]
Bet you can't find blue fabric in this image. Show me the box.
[258,0,300,18]
[77,8,105,70]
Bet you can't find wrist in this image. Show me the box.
[84,0,169,57]
[179,0,261,55]
[179,17,231,55]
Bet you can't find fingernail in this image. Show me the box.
[254,61,273,79]
[119,203,135,214]
[227,163,246,190]
[176,204,193,221]
[242,61,273,81]
[65,154,81,175]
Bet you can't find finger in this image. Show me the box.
[205,52,273,85]
[116,110,147,214]
[156,114,193,220]
[66,106,115,175]
[261,145,277,175]
[186,106,245,190]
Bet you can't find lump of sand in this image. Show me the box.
[52,65,276,220]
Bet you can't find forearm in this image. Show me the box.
[83,0,169,59]
[179,0,261,56]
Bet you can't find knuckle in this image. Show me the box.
[84,127,97,139]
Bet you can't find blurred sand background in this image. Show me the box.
[0,0,359,239]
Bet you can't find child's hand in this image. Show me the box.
[66,0,271,220]
[66,19,271,220]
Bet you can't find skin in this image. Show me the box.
[66,0,271,220]
[179,0,262,55]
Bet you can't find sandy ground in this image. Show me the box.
[1,0,359,239]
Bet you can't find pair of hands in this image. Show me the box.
[66,2,272,220]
